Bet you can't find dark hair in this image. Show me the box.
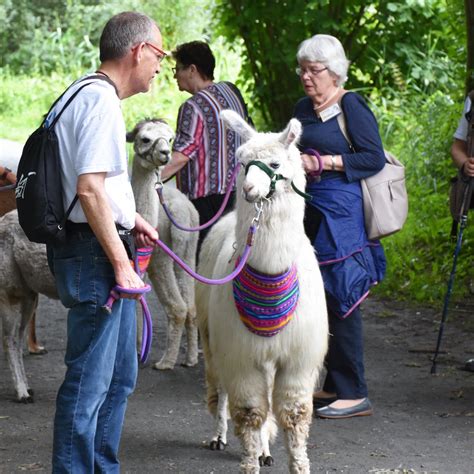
[173,41,215,80]
[99,11,157,62]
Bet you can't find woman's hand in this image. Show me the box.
[301,153,321,173]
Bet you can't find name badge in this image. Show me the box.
[318,103,342,122]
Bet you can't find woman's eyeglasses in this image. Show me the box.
[295,66,328,77]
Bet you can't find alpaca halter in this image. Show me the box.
[233,261,299,337]
[245,160,311,200]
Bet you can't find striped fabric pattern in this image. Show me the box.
[135,246,154,278]
[233,262,299,337]
[173,81,246,200]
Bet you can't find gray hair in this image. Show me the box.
[99,12,157,62]
[296,34,349,86]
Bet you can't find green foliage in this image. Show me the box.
[370,91,473,304]
[213,0,465,130]
[0,0,214,76]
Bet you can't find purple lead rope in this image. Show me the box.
[154,224,256,285]
[101,201,262,362]
[156,163,241,232]
[102,284,153,363]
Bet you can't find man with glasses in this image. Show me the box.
[48,12,162,472]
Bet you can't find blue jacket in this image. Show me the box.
[294,92,387,318]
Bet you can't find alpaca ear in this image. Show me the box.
[220,109,256,142]
[279,119,302,148]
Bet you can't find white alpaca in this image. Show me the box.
[128,119,199,369]
[0,210,58,402]
[197,111,329,473]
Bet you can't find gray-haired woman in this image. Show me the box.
[293,34,387,419]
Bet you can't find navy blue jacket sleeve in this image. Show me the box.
[340,92,386,182]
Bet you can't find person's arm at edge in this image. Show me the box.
[159,151,190,181]
[77,172,145,297]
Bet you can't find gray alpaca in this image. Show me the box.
[128,119,199,370]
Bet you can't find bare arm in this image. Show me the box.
[77,172,145,296]
[451,139,474,177]
[159,151,190,181]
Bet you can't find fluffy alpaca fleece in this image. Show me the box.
[128,119,199,369]
[0,210,58,402]
[196,110,329,473]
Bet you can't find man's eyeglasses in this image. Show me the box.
[144,42,167,62]
[295,66,328,77]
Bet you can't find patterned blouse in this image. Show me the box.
[172,81,247,200]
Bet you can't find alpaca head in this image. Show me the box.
[220,110,304,203]
[127,119,175,170]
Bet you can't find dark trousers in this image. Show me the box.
[191,191,236,257]
[323,307,368,399]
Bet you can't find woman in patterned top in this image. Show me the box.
[160,41,249,253]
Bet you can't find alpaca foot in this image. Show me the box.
[181,356,198,368]
[209,436,226,451]
[153,358,175,371]
[259,455,274,467]
[17,390,34,404]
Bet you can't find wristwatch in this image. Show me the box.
[330,155,337,171]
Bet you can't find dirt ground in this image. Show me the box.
[0,293,473,474]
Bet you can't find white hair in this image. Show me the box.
[296,34,349,86]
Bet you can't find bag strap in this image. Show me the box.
[44,74,118,129]
[466,90,474,157]
[225,81,254,127]
[46,74,117,224]
[335,92,355,152]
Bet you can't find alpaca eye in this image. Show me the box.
[141,137,151,144]
[270,162,280,170]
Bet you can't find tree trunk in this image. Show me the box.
[466,0,474,93]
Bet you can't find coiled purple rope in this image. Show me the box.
[156,163,241,232]
[102,284,153,363]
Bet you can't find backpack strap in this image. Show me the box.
[45,75,118,129]
[225,81,254,127]
[45,74,118,224]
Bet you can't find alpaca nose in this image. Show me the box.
[161,149,171,164]
[242,182,259,202]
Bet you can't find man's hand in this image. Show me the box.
[134,213,159,248]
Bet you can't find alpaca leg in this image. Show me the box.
[1,299,34,402]
[27,311,47,355]
[153,307,186,370]
[274,368,315,474]
[229,372,269,473]
[259,414,276,466]
[210,388,228,450]
[183,307,198,367]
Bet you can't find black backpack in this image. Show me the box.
[15,74,115,245]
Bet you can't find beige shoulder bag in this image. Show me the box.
[336,98,408,240]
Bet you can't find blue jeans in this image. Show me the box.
[50,232,138,473]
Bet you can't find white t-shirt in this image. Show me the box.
[453,96,472,141]
[46,75,136,229]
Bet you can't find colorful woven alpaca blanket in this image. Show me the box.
[233,260,299,337]
[135,246,154,277]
